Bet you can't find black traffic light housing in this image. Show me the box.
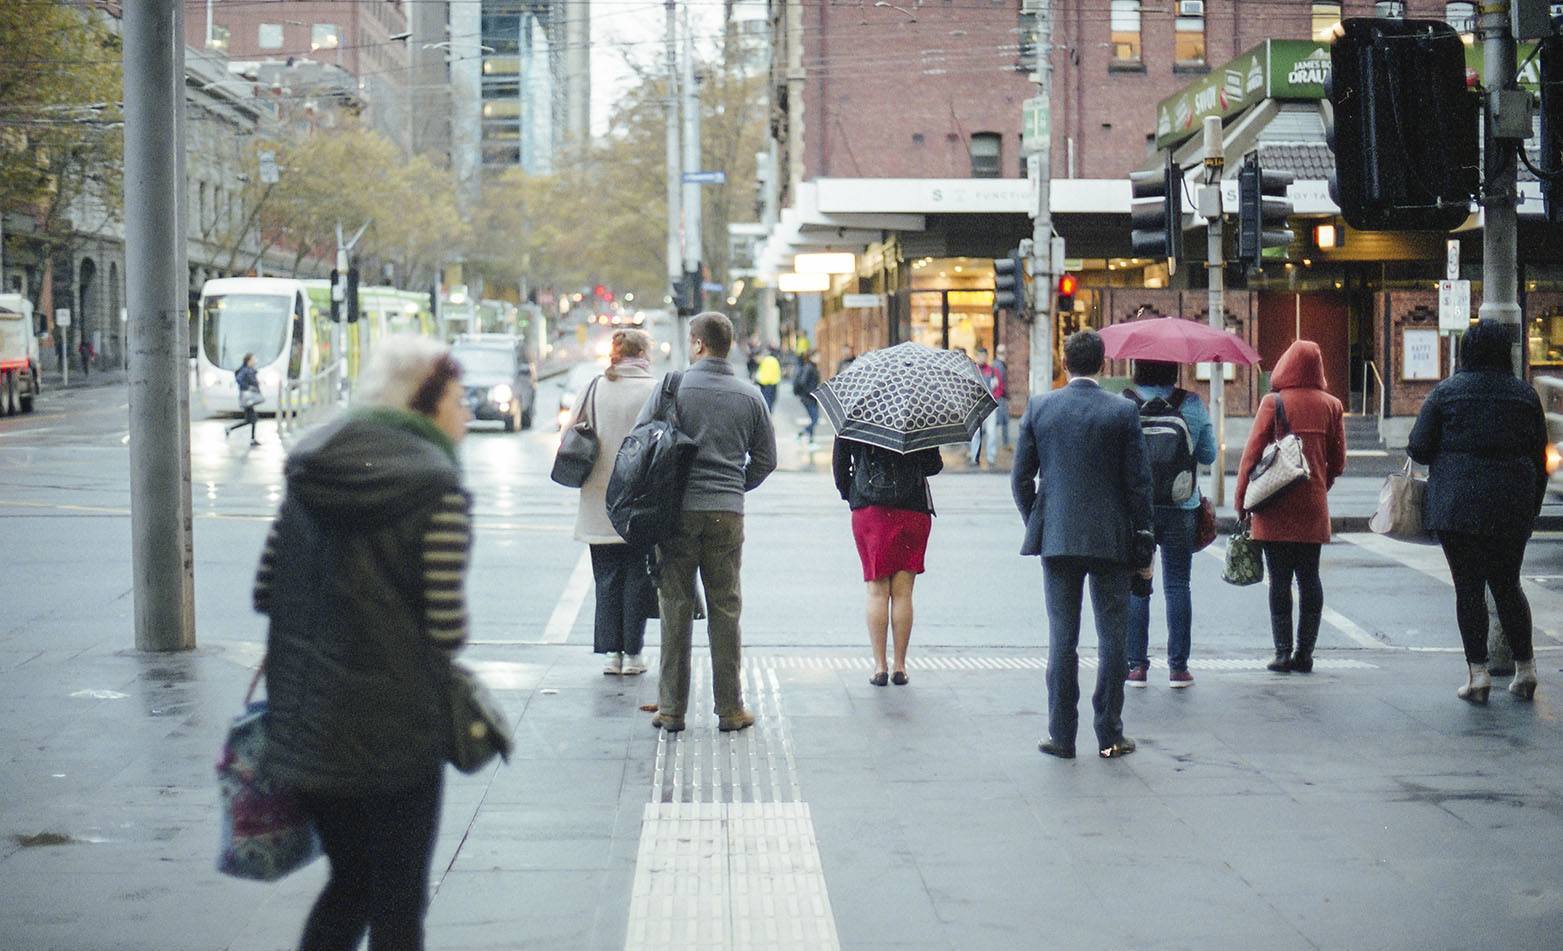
[1237,153,1294,270]
[1056,273,1078,315]
[1327,18,1478,231]
[1129,152,1184,263]
[345,261,360,323]
[673,270,701,316]
[1541,35,1563,226]
[992,249,1024,315]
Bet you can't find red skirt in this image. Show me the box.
[852,506,932,582]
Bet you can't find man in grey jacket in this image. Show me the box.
[640,312,777,733]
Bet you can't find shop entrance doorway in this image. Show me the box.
[1256,292,1350,404]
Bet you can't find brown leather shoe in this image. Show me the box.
[717,709,756,732]
[651,713,685,732]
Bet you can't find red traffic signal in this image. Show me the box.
[1056,273,1077,314]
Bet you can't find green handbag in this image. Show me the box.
[1222,522,1265,587]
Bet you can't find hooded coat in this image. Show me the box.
[1407,321,1549,537]
[1234,340,1346,544]
[260,413,467,794]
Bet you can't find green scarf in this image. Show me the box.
[352,407,459,465]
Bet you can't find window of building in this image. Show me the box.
[311,24,341,51]
[970,133,1002,179]
[1374,1,1405,18]
[1110,1,1141,63]
[209,24,230,53]
[1311,2,1342,41]
[1444,2,1476,34]
[1174,6,1205,68]
[258,23,283,49]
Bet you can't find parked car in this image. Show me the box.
[451,334,536,431]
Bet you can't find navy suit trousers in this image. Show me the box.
[1043,556,1131,751]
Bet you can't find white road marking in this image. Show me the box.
[1204,540,1384,649]
[0,427,56,439]
[541,549,594,644]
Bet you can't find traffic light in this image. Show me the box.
[1327,18,1478,231]
[1129,153,1183,263]
[1237,153,1294,270]
[992,249,1023,315]
[345,260,360,323]
[673,270,701,316]
[1542,35,1563,226]
[1056,273,1078,314]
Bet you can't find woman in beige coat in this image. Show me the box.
[569,329,659,674]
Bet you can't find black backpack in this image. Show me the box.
[1125,387,1197,506]
[606,372,699,548]
[851,444,929,511]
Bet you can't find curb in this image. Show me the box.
[1215,515,1563,534]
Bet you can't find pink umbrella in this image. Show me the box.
[1097,316,1262,366]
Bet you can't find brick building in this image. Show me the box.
[187,0,413,152]
[757,1,1563,447]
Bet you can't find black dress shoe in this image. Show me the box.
[891,671,909,686]
[1038,740,1076,759]
[869,671,889,687]
[1098,737,1137,759]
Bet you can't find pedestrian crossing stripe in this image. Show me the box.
[749,655,1379,672]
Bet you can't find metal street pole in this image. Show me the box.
[173,0,197,642]
[1027,0,1056,397]
[1202,116,1228,508]
[665,0,684,365]
[681,4,703,288]
[1478,2,1524,375]
[123,0,195,651]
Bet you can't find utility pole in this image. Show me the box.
[173,0,197,642]
[1026,0,1056,397]
[123,0,195,651]
[1201,116,1228,507]
[681,4,703,304]
[665,0,684,365]
[1479,2,1524,374]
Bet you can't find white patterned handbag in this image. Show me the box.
[1243,394,1311,512]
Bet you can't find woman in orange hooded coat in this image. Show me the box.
[1234,340,1347,673]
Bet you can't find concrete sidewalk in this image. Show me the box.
[3,637,1562,950]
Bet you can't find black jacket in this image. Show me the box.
[792,362,821,397]
[262,414,465,794]
[833,438,942,514]
[235,364,259,391]
[1407,368,1548,537]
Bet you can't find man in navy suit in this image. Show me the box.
[1012,330,1154,759]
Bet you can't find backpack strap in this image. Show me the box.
[1271,393,1291,437]
[1168,388,1188,410]
[655,371,685,427]
[1123,387,1143,407]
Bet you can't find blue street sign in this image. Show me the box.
[701,281,725,293]
[682,171,727,185]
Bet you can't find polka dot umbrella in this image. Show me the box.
[811,342,999,454]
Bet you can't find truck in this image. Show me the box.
[0,293,41,416]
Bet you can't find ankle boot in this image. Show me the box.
[1291,611,1321,674]
[1509,659,1538,700]
[1266,615,1293,673]
[1457,662,1491,704]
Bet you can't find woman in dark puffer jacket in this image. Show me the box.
[1409,320,1550,704]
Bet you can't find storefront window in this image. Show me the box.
[906,258,997,356]
[1110,1,1141,63]
[970,133,1001,179]
[1529,307,1563,367]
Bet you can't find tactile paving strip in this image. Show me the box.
[754,655,1378,671]
[628,663,840,951]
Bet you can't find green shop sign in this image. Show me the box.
[1153,38,1538,151]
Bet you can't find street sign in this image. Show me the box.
[1438,279,1471,333]
[842,293,883,309]
[1445,239,1459,281]
[701,281,724,293]
[682,171,726,185]
[258,150,279,185]
[54,308,71,328]
[1022,96,1048,152]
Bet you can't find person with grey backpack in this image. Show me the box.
[1123,360,1217,688]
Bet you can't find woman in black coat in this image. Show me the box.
[1408,320,1550,704]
